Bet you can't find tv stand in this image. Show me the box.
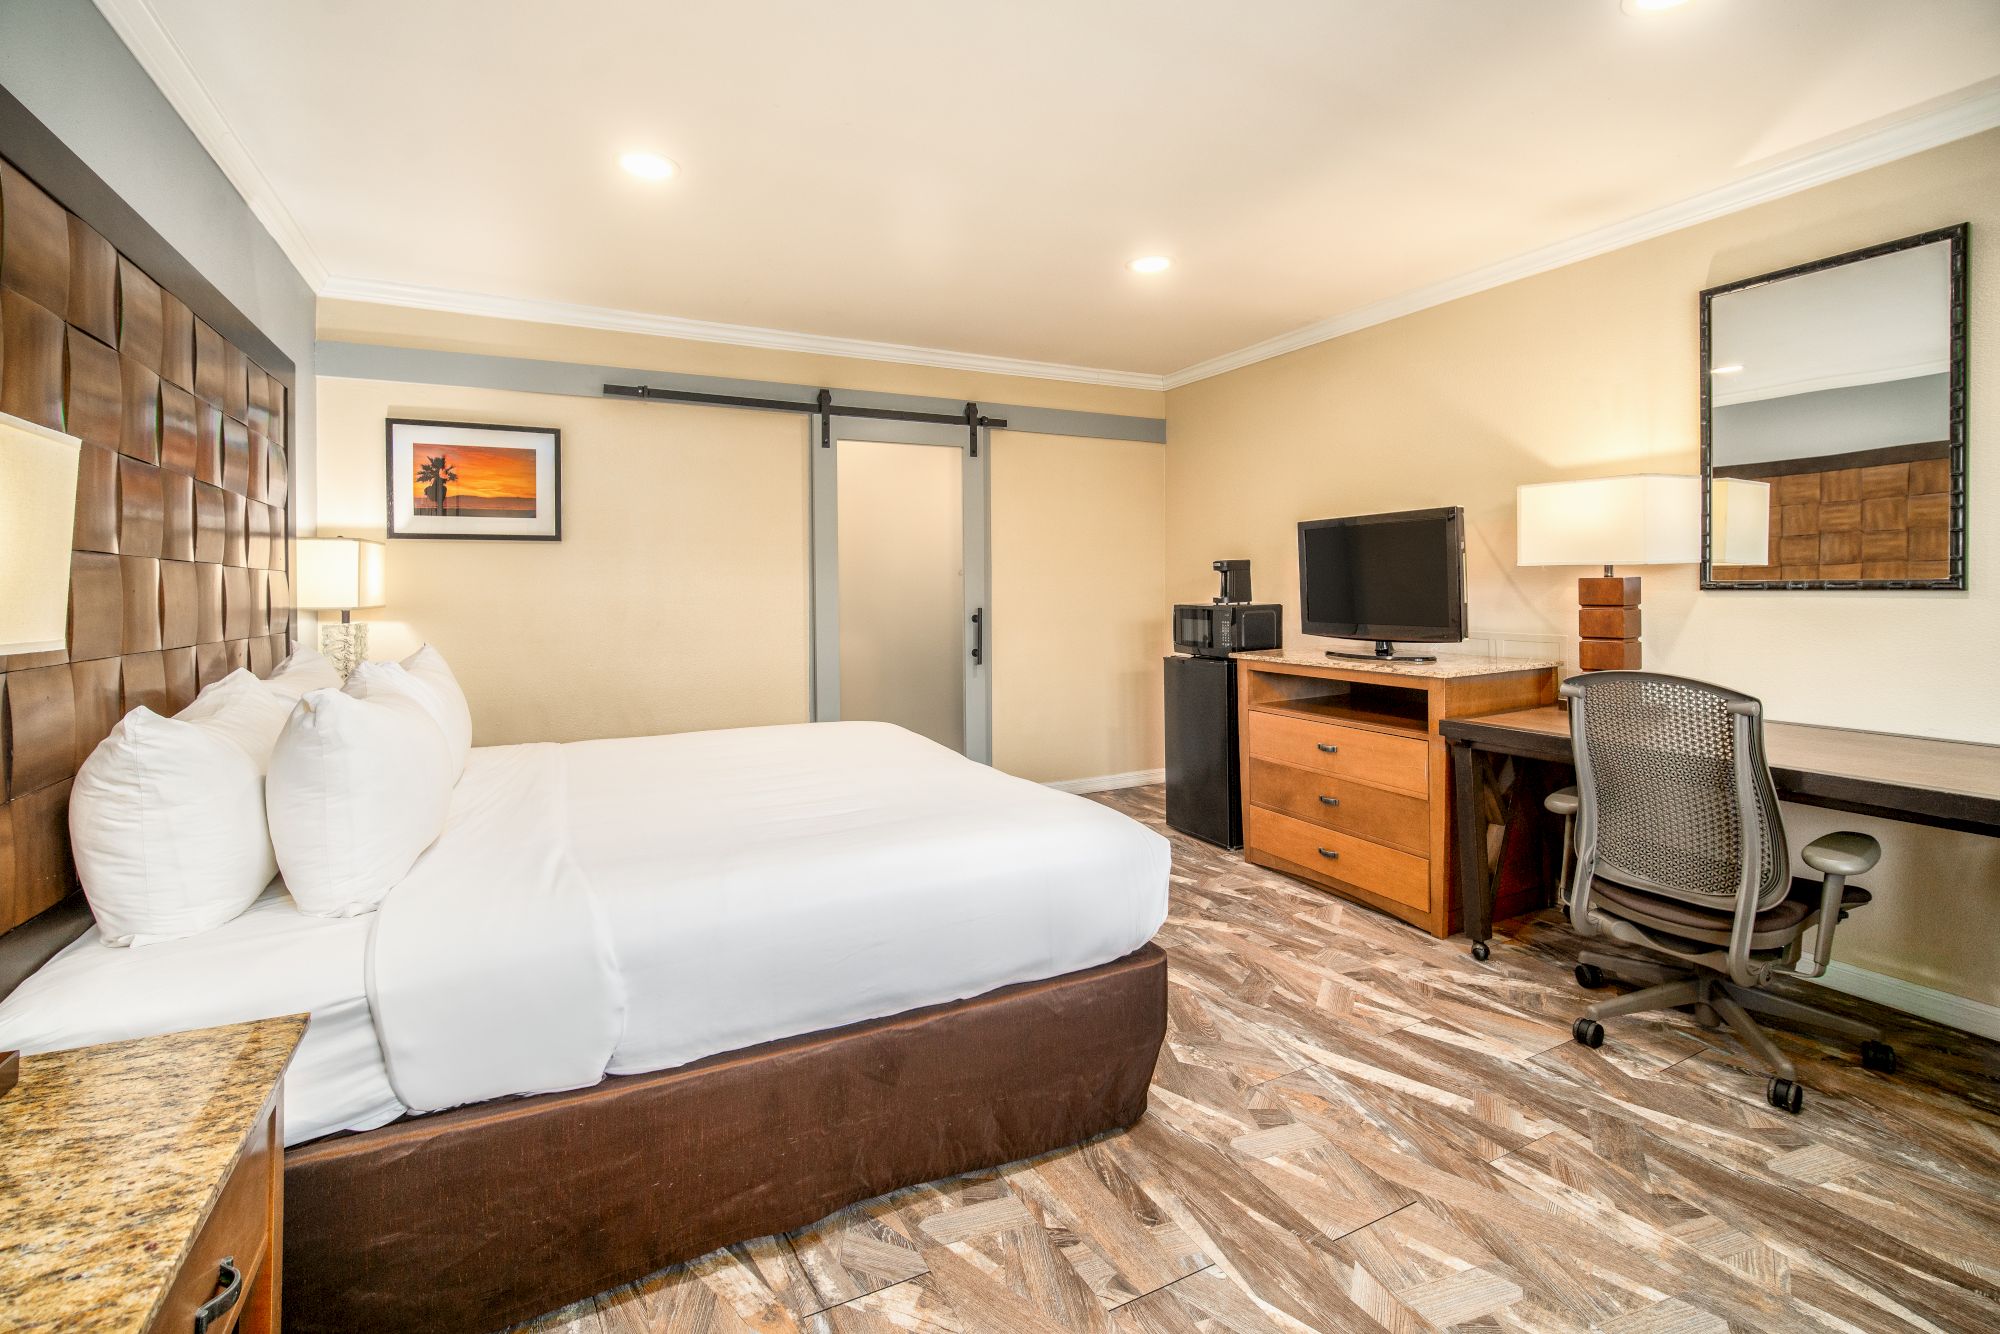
[1327,641,1437,664]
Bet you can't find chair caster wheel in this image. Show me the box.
[1574,963,1606,989]
[1572,1018,1605,1048]
[1861,1041,1898,1074]
[1767,1078,1804,1114]
[1470,942,1490,961]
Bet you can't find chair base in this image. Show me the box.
[1574,950,1889,1095]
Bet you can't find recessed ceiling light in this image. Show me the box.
[1128,256,1171,275]
[1711,364,1744,375]
[620,151,677,181]
[1621,0,1690,12]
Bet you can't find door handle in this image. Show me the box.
[1319,795,1340,807]
[1316,742,1339,754]
[1317,847,1340,860]
[970,609,983,666]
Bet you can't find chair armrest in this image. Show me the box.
[1802,831,1881,879]
[1544,786,1579,817]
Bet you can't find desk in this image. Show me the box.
[1442,705,2000,956]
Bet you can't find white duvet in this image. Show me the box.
[0,722,1170,1143]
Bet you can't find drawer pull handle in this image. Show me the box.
[193,1256,242,1334]
[1316,743,1339,754]
[1317,847,1340,860]
[1318,795,1340,807]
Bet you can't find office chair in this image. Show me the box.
[1561,671,1895,1114]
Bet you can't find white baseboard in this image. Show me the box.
[1046,768,1166,795]
[1809,962,2000,1041]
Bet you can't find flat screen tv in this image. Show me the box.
[1297,506,1466,662]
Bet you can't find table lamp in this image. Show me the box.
[0,409,82,1099]
[295,537,386,678]
[1516,474,1699,671]
[1711,476,1775,568]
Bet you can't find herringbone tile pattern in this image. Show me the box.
[517,785,2000,1333]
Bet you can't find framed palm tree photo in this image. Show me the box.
[385,419,561,541]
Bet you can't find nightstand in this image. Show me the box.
[0,1015,306,1334]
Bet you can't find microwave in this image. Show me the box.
[1173,603,1282,659]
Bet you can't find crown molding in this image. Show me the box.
[1163,84,2000,390]
[317,275,1170,391]
[91,0,329,291]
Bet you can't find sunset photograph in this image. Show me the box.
[411,442,539,517]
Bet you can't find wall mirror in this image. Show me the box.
[1701,224,1967,590]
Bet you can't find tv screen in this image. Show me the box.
[1298,507,1466,643]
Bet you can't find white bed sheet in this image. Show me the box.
[564,722,1170,1077]
[0,720,1169,1142]
[0,884,406,1145]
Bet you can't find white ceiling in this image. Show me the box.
[110,0,2000,384]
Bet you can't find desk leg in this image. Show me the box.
[1451,739,1494,959]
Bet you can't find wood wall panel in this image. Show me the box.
[71,442,120,555]
[5,666,78,795]
[63,327,122,450]
[0,150,294,935]
[159,382,198,474]
[160,291,195,389]
[115,257,163,373]
[160,559,199,649]
[65,216,116,345]
[162,471,195,563]
[0,161,70,315]
[119,556,162,654]
[117,356,159,462]
[1,289,67,430]
[70,658,121,770]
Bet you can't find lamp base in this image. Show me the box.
[319,620,369,679]
[1577,576,1642,671]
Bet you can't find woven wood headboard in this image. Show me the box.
[0,150,295,954]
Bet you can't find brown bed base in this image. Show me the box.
[282,942,1168,1334]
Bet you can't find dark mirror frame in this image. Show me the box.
[1700,222,1969,592]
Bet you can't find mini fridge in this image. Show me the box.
[1164,654,1241,848]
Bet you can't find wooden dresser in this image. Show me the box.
[0,1015,305,1334]
[1234,651,1558,936]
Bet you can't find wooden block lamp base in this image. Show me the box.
[1577,575,1643,671]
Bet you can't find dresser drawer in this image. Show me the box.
[1246,758,1430,855]
[150,1100,277,1334]
[1246,710,1429,796]
[1247,806,1431,911]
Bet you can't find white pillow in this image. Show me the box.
[267,646,345,698]
[179,669,296,771]
[266,687,454,917]
[347,646,472,779]
[69,684,287,946]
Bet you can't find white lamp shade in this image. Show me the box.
[1516,474,1701,568]
[0,412,83,655]
[294,537,387,611]
[1711,478,1774,566]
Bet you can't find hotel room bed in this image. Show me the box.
[0,720,1171,1333]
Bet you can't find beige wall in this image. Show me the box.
[992,432,1168,784]
[316,304,1169,782]
[318,379,813,745]
[835,438,966,752]
[1165,130,2000,1009]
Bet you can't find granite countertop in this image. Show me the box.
[1232,649,1561,679]
[0,1015,306,1334]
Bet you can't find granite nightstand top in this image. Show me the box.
[0,1015,305,1334]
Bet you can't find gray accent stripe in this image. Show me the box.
[316,341,1165,444]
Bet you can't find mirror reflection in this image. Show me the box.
[1703,230,1962,588]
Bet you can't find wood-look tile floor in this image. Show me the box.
[516,785,2000,1333]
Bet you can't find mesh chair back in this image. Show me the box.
[1567,671,1789,911]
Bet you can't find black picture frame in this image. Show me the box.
[385,418,563,542]
[1700,222,1968,591]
